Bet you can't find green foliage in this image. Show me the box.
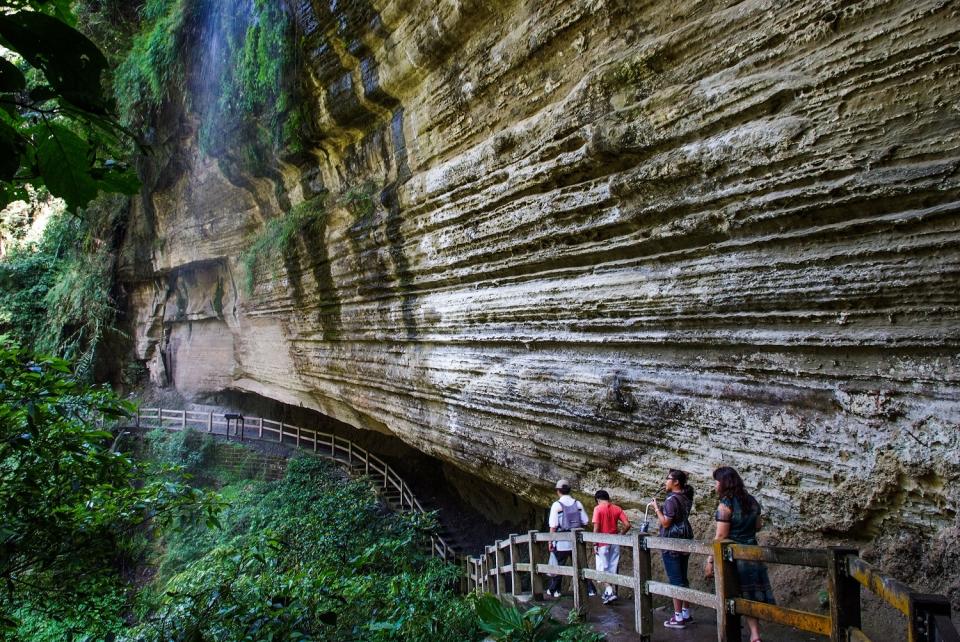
[474,594,586,642]
[0,1,140,212]
[128,456,479,642]
[197,0,304,157]
[0,344,221,635]
[113,0,194,129]
[114,0,304,158]
[0,199,126,379]
[240,197,326,294]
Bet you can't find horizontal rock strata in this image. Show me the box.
[119,0,960,596]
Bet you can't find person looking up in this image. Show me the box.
[652,469,695,628]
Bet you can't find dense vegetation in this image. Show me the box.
[0,196,127,380]
[0,0,139,213]
[0,345,220,640]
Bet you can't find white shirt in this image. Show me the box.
[548,495,588,552]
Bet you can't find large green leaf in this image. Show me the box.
[0,11,108,114]
[0,56,25,92]
[35,123,97,209]
[0,118,22,180]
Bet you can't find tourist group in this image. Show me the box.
[546,466,772,642]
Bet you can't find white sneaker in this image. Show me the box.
[602,593,618,605]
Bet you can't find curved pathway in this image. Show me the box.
[129,407,460,563]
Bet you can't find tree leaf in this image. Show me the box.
[0,12,109,114]
[94,166,140,195]
[35,123,97,210]
[0,118,23,180]
[0,56,25,92]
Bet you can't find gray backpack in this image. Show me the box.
[559,500,584,531]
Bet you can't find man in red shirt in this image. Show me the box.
[591,489,631,604]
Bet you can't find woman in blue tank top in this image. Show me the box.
[704,466,775,642]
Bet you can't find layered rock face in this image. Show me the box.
[118,0,960,595]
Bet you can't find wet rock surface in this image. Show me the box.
[118,0,960,605]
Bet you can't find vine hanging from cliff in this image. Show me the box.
[240,197,327,294]
[113,0,306,159]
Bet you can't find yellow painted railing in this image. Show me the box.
[466,531,959,642]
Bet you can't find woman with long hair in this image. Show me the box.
[651,469,695,629]
[704,466,775,642]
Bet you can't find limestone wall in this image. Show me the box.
[117,0,960,599]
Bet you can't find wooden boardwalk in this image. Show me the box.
[130,407,459,563]
[129,407,958,642]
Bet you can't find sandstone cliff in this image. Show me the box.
[117,0,960,600]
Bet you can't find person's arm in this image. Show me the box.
[704,503,732,578]
[579,502,590,530]
[652,497,674,528]
[617,507,631,534]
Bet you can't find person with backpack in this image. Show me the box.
[591,489,631,604]
[651,469,695,629]
[545,479,594,598]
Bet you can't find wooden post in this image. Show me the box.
[528,530,544,599]
[238,417,244,442]
[158,406,162,429]
[313,429,318,452]
[494,540,505,596]
[509,535,521,596]
[296,423,301,448]
[135,408,140,428]
[330,434,335,456]
[571,529,586,612]
[908,594,953,642]
[258,417,263,439]
[714,539,741,642]
[181,410,186,430]
[828,547,861,642]
[207,411,213,433]
[348,440,353,463]
[633,532,653,640]
[279,421,284,444]
[364,452,369,474]
[481,550,488,592]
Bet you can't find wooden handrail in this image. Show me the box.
[128,407,959,641]
[465,529,959,642]
[131,407,460,565]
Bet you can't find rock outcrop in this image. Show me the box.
[117,0,960,598]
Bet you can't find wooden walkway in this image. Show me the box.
[130,407,958,642]
[131,407,460,564]
[467,527,960,642]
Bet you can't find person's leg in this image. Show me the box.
[548,550,572,595]
[746,616,762,641]
[595,546,610,596]
[678,554,692,618]
[607,545,620,596]
[661,552,687,628]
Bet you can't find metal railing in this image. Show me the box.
[132,407,460,565]
[466,530,960,642]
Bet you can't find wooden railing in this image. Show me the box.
[130,408,459,565]
[466,530,960,642]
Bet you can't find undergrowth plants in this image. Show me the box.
[127,456,480,641]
